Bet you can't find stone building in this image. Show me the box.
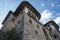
[1,1,60,40]
[44,21,60,40]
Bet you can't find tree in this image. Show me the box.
[0,28,23,40]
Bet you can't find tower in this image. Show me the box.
[1,1,47,40]
[44,21,60,40]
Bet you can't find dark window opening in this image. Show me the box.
[28,11,30,14]
[49,27,52,31]
[35,31,38,34]
[53,35,57,39]
[28,11,33,16]
[29,20,32,23]
[12,18,15,22]
[37,25,39,29]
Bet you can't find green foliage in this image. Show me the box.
[0,28,22,40]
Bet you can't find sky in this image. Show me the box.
[0,0,60,29]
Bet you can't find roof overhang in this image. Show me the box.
[44,20,59,31]
[14,1,41,20]
[2,1,41,24]
[2,10,13,24]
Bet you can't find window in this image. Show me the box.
[53,35,57,39]
[28,11,30,14]
[35,31,38,34]
[49,27,52,30]
[37,25,39,29]
[48,27,52,31]
[29,20,32,23]
[28,11,33,16]
[12,18,15,22]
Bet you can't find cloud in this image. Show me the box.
[59,28,60,32]
[0,20,2,29]
[41,3,45,7]
[41,10,52,19]
[54,17,60,24]
[0,24,2,29]
[0,19,2,29]
[50,3,54,7]
[40,10,60,25]
[40,10,53,24]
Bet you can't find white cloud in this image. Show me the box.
[41,3,45,7]
[41,10,52,19]
[0,13,4,29]
[0,20,2,29]
[54,17,60,24]
[40,10,60,25]
[50,3,54,7]
[0,16,3,29]
[0,18,2,29]
[40,10,53,24]
[0,24,2,29]
[59,28,60,32]
[39,9,60,26]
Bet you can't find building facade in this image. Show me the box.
[44,21,60,40]
[1,1,60,40]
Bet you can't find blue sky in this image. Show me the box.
[0,0,60,29]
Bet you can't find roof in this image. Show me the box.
[2,10,13,24]
[2,1,41,24]
[44,20,59,31]
[14,1,41,20]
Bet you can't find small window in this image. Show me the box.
[12,18,15,22]
[28,11,33,16]
[29,20,32,23]
[49,27,52,31]
[35,31,38,34]
[37,25,39,29]
[53,35,57,39]
[28,11,30,14]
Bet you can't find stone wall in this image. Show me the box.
[23,12,47,40]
